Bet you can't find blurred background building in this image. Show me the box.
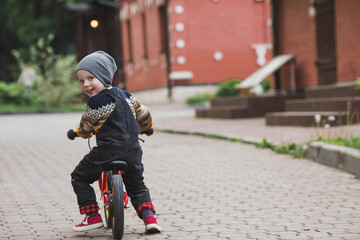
[1,0,359,105]
[71,0,272,103]
[274,0,360,89]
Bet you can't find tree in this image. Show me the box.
[0,0,85,83]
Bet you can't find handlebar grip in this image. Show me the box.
[67,129,78,140]
[142,128,154,136]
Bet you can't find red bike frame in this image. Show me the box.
[98,171,129,209]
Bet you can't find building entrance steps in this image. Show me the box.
[266,111,351,127]
[305,81,359,98]
[285,96,360,112]
[266,80,360,126]
[196,93,303,119]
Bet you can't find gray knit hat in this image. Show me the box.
[76,51,117,87]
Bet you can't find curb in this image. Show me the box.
[157,128,360,176]
[307,142,360,176]
[156,128,266,145]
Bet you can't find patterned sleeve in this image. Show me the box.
[123,90,153,131]
[76,93,116,138]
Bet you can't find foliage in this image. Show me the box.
[13,34,56,76]
[32,54,82,107]
[0,104,85,113]
[355,77,360,90]
[261,78,271,92]
[185,78,271,105]
[316,136,360,150]
[205,134,220,140]
[2,0,83,82]
[273,143,308,158]
[6,1,53,51]
[255,138,273,149]
[5,0,81,58]
[12,35,82,108]
[0,82,32,105]
[185,93,214,106]
[255,138,308,158]
[215,79,242,98]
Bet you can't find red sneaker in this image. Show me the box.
[73,214,104,232]
[143,215,161,233]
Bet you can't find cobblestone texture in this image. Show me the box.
[149,103,360,145]
[0,106,360,239]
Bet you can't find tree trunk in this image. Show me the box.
[0,0,10,82]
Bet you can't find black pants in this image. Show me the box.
[71,146,153,216]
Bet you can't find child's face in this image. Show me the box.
[77,70,105,97]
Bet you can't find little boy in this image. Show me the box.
[70,51,161,233]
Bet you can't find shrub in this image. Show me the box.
[215,78,242,97]
[355,77,360,90]
[32,54,82,107]
[13,34,82,108]
[261,78,271,92]
[0,82,32,105]
[185,93,213,106]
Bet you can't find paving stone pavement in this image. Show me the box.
[148,103,360,145]
[0,111,360,240]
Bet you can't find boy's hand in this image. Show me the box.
[76,126,93,139]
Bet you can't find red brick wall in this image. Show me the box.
[120,0,168,91]
[276,0,360,89]
[335,0,360,82]
[275,0,317,89]
[169,0,272,85]
[119,0,272,91]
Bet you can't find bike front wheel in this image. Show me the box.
[111,174,124,239]
[104,173,112,228]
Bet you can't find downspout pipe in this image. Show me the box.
[163,0,172,101]
[271,0,281,91]
[117,7,126,89]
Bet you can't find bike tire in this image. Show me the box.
[104,173,113,228]
[111,174,124,239]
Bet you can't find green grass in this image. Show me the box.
[316,136,360,150]
[0,104,85,113]
[205,134,220,140]
[254,139,308,158]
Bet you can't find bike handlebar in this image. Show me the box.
[141,128,154,136]
[67,129,78,140]
[67,128,154,140]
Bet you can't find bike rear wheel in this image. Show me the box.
[111,174,124,239]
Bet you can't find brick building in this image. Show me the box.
[71,0,359,104]
[196,0,360,125]
[273,0,360,89]
[118,0,272,103]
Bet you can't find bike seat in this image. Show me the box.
[104,161,128,173]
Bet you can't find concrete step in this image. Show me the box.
[305,81,359,98]
[210,96,248,107]
[196,106,249,119]
[196,93,304,119]
[285,96,360,112]
[266,111,357,127]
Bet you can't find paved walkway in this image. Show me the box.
[0,104,359,239]
[150,103,360,145]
